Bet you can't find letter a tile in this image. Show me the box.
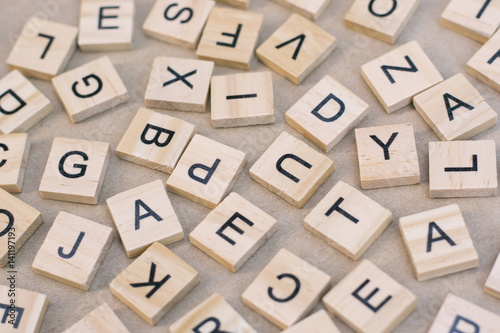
[63,303,130,333]
[467,30,500,93]
[0,286,49,333]
[0,133,31,193]
[282,310,340,333]
[484,252,500,299]
[271,0,331,20]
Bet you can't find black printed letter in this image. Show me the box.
[188,159,221,185]
[325,197,359,223]
[0,89,26,115]
[352,279,392,312]
[276,154,312,183]
[135,199,163,230]
[370,132,398,160]
[140,124,175,147]
[443,93,474,121]
[426,222,456,253]
[193,317,230,333]
[72,74,103,98]
[311,93,345,122]
[99,6,119,29]
[0,143,8,168]
[164,3,193,23]
[369,0,397,17]
[0,209,14,237]
[275,34,305,60]
[381,56,418,84]
[487,49,500,65]
[268,273,301,303]
[58,232,85,259]
[216,24,242,48]
[450,315,480,333]
[58,151,88,179]
[130,262,171,298]
[216,212,254,246]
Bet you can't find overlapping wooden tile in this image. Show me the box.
[63,303,130,333]
[484,252,500,299]
[467,29,500,93]
[0,133,30,193]
[282,310,340,333]
[0,286,48,333]
[215,0,250,9]
[271,0,331,20]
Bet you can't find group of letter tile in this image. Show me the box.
[2,0,500,332]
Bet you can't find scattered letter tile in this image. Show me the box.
[484,252,500,299]
[0,133,31,193]
[467,30,500,93]
[282,310,340,333]
[0,286,49,333]
[215,0,250,9]
[271,0,331,20]
[63,303,130,333]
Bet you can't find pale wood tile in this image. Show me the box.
[467,29,500,93]
[63,303,130,333]
[0,286,49,333]
[282,310,340,333]
[484,252,500,299]
[0,133,31,193]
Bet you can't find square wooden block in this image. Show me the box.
[143,0,215,49]
[7,18,78,80]
[52,56,129,123]
[78,0,135,51]
[110,242,199,326]
[166,134,247,209]
[272,0,331,20]
[116,108,196,174]
[304,181,392,260]
[361,41,443,113]
[242,248,332,329]
[0,133,31,193]
[0,286,49,333]
[211,71,275,128]
[39,137,110,205]
[63,303,130,333]
[196,7,263,70]
[32,211,114,290]
[190,192,277,272]
[355,123,420,189]
[285,75,369,152]
[0,70,52,134]
[484,252,500,299]
[256,13,337,85]
[323,259,417,333]
[399,204,479,281]
[413,73,497,141]
[467,30,500,93]
[107,179,184,258]
[144,57,214,112]
[282,310,340,333]
[429,140,497,198]
[215,0,250,9]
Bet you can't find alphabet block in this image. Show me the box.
[413,73,497,141]
[215,0,250,9]
[304,181,392,260]
[106,179,184,258]
[0,286,49,333]
[249,131,334,208]
[271,0,331,20]
[196,7,263,70]
[39,137,110,205]
[144,57,214,112]
[63,303,130,333]
[6,18,78,80]
[355,123,420,189]
[399,204,479,281]
[0,133,31,193]
[282,310,340,333]
[467,30,500,93]
[211,71,275,128]
[116,108,195,173]
[323,259,417,333]
[109,242,199,326]
[361,41,443,113]
[190,192,277,272]
[484,252,500,299]
[429,140,497,198]
[256,14,337,85]
[285,75,369,152]
[52,56,129,123]
[166,134,247,209]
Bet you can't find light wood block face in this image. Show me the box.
[144,57,214,112]
[39,137,110,205]
[215,0,250,10]
[304,181,392,260]
[7,18,78,80]
[64,303,130,333]
[484,252,500,299]
[467,30,500,93]
[242,248,332,329]
[196,7,263,70]
[399,204,479,281]
[361,41,443,113]
[285,75,369,152]
[256,13,337,85]
[271,0,331,20]
[211,71,275,128]
[189,192,277,272]
[109,242,199,326]
[166,134,247,209]
[0,70,52,134]
[413,73,497,141]
[429,140,498,198]
[32,211,114,291]
[52,56,129,123]
[143,0,215,49]
[0,133,31,193]
[282,310,340,333]
[106,179,184,258]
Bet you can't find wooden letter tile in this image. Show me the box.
[63,303,130,333]
[0,286,49,333]
[271,0,331,20]
[110,242,199,326]
[429,140,497,198]
[215,0,250,9]
[52,56,129,123]
[0,133,31,193]
[32,211,114,290]
[242,248,332,329]
[399,204,479,281]
[467,30,500,93]
[484,252,500,299]
[39,137,110,205]
[286,75,369,152]
[282,310,340,333]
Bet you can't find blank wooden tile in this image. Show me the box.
[256,13,337,85]
[0,133,31,193]
[32,211,114,290]
[107,179,184,258]
[272,0,331,20]
[242,248,332,329]
[399,204,479,281]
[467,30,500,93]
[190,192,277,272]
[78,0,134,51]
[361,41,443,113]
[355,123,420,189]
[39,137,110,205]
[196,7,263,70]
[215,0,250,9]
[344,0,420,44]
[484,252,500,299]
[116,108,196,174]
[211,71,275,128]
[0,70,52,134]
[323,259,417,333]
[144,57,214,112]
[7,18,78,80]
[282,310,340,333]
[413,73,497,141]
[52,56,129,123]
[166,134,247,209]
[286,75,369,152]
[429,140,497,198]
[63,303,130,333]
[110,242,199,326]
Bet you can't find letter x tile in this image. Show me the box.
[0,133,31,193]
